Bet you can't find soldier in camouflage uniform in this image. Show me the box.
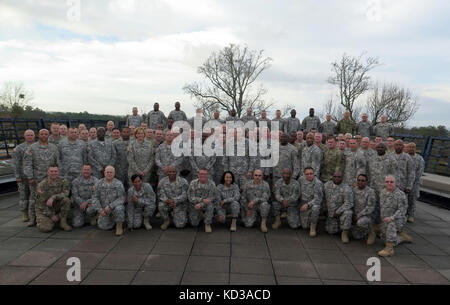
[241,108,258,125]
[323,172,353,243]
[259,110,271,130]
[285,109,302,134]
[157,166,189,230]
[378,176,414,257]
[105,121,115,141]
[88,166,126,236]
[35,166,72,232]
[147,102,167,130]
[241,170,271,232]
[48,122,61,146]
[168,101,188,122]
[319,137,344,183]
[58,128,87,184]
[155,131,184,180]
[272,169,301,229]
[127,127,154,184]
[87,127,116,179]
[373,115,394,140]
[272,133,300,189]
[393,140,415,208]
[12,129,35,222]
[71,164,98,228]
[187,169,217,233]
[298,167,323,237]
[356,113,372,138]
[189,133,216,179]
[126,107,143,128]
[88,127,97,144]
[351,174,377,244]
[113,127,130,189]
[301,133,322,177]
[343,138,366,187]
[216,171,241,231]
[336,111,356,135]
[271,110,285,134]
[302,108,321,132]
[127,174,156,230]
[407,142,425,223]
[386,137,395,154]
[225,109,238,123]
[24,129,60,227]
[319,114,336,136]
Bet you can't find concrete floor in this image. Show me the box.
[0,192,449,285]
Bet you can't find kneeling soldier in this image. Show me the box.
[351,174,377,245]
[188,169,217,233]
[127,174,156,230]
[71,164,98,228]
[298,167,323,237]
[272,168,301,229]
[216,171,241,232]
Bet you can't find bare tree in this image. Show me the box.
[367,82,419,127]
[280,104,296,118]
[0,81,34,118]
[183,44,274,118]
[327,52,379,121]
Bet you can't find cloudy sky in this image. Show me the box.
[0,0,449,127]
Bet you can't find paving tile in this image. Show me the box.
[186,255,229,273]
[32,239,81,252]
[0,250,26,266]
[0,237,44,251]
[307,249,350,264]
[301,238,340,250]
[353,265,408,283]
[323,280,368,285]
[343,253,392,267]
[97,253,147,270]
[266,235,303,249]
[51,227,96,239]
[0,226,26,238]
[29,267,91,285]
[9,250,65,267]
[410,226,444,236]
[196,230,230,243]
[14,226,56,238]
[132,270,182,285]
[314,263,363,281]
[81,269,137,285]
[53,252,106,269]
[142,254,189,272]
[181,271,229,285]
[71,238,120,253]
[419,255,450,269]
[385,255,430,269]
[404,242,447,256]
[0,217,24,227]
[231,231,266,245]
[336,241,381,254]
[0,266,45,284]
[396,267,449,284]
[231,243,269,259]
[151,241,193,256]
[268,247,310,261]
[191,242,230,257]
[273,260,319,278]
[424,221,450,229]
[230,273,276,285]
[437,269,450,281]
[110,238,156,254]
[86,229,123,240]
[121,228,162,241]
[159,229,196,243]
[277,276,323,285]
[231,257,273,275]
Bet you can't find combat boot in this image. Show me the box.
[22,211,29,222]
[367,227,376,245]
[160,219,170,230]
[27,215,36,227]
[59,217,72,231]
[407,216,414,223]
[90,215,98,226]
[143,217,152,230]
[115,222,123,236]
[309,223,317,237]
[230,218,237,232]
[281,212,287,219]
[155,212,161,218]
[399,231,414,244]
[341,230,349,244]
[374,223,383,238]
[260,218,268,233]
[272,216,281,230]
[378,242,394,257]
[205,224,212,233]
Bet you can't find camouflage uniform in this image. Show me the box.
[105,130,113,141]
[301,116,321,132]
[320,148,344,182]
[258,118,271,130]
[35,177,71,232]
[323,181,353,234]
[157,176,189,228]
[223,138,256,188]
[147,110,167,130]
[285,117,302,134]
[408,153,425,217]
[49,135,62,146]
[356,122,372,138]
[127,140,154,183]
[71,176,98,228]
[87,140,117,178]
[241,115,258,125]
[319,121,336,136]
[216,184,241,220]
[351,186,376,239]
[380,188,407,245]
[113,138,129,188]
[126,115,143,128]
[189,153,216,179]
[155,143,184,180]
[393,152,415,192]
[12,142,32,212]
[58,138,87,183]
[273,178,301,228]
[272,144,300,187]
[88,178,126,230]
[297,176,323,229]
[187,179,217,226]
[343,149,366,186]
[336,118,356,135]
[301,144,322,177]
[373,123,394,140]
[241,180,271,228]
[271,118,285,133]
[126,183,156,229]
[168,109,188,122]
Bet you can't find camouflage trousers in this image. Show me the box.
[87,205,125,230]
[272,201,301,229]
[381,217,406,245]
[216,201,240,220]
[234,173,248,190]
[126,201,156,229]
[299,204,320,229]
[17,180,31,212]
[116,171,129,192]
[158,201,188,228]
[188,203,215,226]
[407,185,420,218]
[325,210,353,234]
[36,197,71,233]
[241,201,270,228]
[351,216,374,240]
[72,201,95,228]
[28,178,45,219]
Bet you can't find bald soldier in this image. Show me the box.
[58,127,87,184]
[298,167,323,237]
[12,129,35,222]
[407,142,425,223]
[272,168,301,229]
[87,127,117,178]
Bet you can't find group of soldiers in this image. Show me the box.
[11,102,425,257]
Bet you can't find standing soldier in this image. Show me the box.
[378,176,414,257]
[58,127,87,184]
[259,110,271,130]
[320,137,344,183]
[49,122,61,145]
[168,101,188,122]
[127,127,154,184]
[241,108,258,125]
[126,107,143,128]
[35,165,72,233]
[323,172,353,243]
[71,164,98,228]
[12,129,35,222]
[271,110,286,133]
[87,127,117,179]
[79,129,89,143]
[147,102,167,130]
[343,138,366,187]
[113,126,130,189]
[336,111,356,135]
[373,115,394,140]
[301,133,322,177]
[352,174,377,245]
[59,125,68,139]
[298,167,323,237]
[24,129,60,227]
[105,121,115,141]
[226,109,238,123]
[88,166,126,236]
[155,131,184,180]
[241,169,271,233]
[319,114,336,137]
[127,174,156,231]
[272,133,300,187]
[157,166,189,230]
[216,171,241,231]
[187,169,217,233]
[356,113,373,138]
[386,137,395,154]
[272,168,301,229]
[285,109,302,134]
[189,133,216,180]
[393,140,415,206]
[407,142,425,223]
[88,127,97,143]
[302,108,321,133]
